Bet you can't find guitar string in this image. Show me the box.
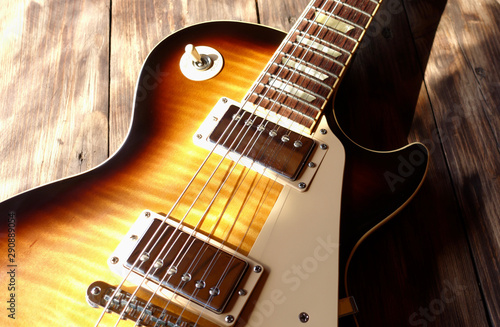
[175,1,359,325]
[99,0,359,325]
[113,3,344,327]
[110,0,352,326]
[143,0,354,325]
[101,1,325,324]
[129,127,291,327]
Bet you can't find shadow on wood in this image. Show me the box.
[330,0,490,326]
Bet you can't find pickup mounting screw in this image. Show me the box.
[253,265,263,273]
[196,134,203,139]
[238,289,247,296]
[110,257,119,264]
[299,312,310,323]
[144,211,151,218]
[222,98,228,103]
[225,315,235,323]
[298,182,307,189]
[320,143,328,150]
[308,162,316,168]
[320,129,327,135]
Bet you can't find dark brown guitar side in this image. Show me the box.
[0,22,427,326]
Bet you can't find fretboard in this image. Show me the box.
[243,0,382,133]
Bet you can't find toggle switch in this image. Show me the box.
[180,44,224,81]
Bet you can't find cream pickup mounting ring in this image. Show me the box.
[180,44,224,81]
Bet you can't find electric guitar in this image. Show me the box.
[1,0,428,326]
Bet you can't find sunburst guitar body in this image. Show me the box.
[0,21,427,327]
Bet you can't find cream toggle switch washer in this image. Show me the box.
[180,44,224,81]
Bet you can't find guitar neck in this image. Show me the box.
[243,0,382,133]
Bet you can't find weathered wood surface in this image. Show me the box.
[1,0,498,326]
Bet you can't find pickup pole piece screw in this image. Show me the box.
[299,312,310,323]
[140,252,150,262]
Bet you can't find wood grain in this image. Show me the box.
[109,0,259,153]
[0,1,110,201]
[1,0,499,326]
[410,0,500,323]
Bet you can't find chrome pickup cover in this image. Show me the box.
[108,210,264,326]
[193,98,328,191]
[209,105,315,181]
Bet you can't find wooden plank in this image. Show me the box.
[407,0,500,323]
[0,1,110,201]
[257,0,310,31]
[109,0,259,153]
[0,0,498,326]
[327,0,491,325]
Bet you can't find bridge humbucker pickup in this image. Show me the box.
[125,218,248,314]
[109,211,264,326]
[209,105,315,180]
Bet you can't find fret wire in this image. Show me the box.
[289,41,347,78]
[312,7,366,31]
[242,0,350,130]
[331,0,380,17]
[258,82,324,111]
[315,0,378,17]
[353,0,380,13]
[247,93,319,122]
[268,67,335,92]
[264,73,328,101]
[284,40,346,69]
[239,1,326,126]
[305,18,360,43]
[266,69,332,94]
[314,4,372,29]
[330,0,372,17]
[280,52,339,80]
[297,31,352,58]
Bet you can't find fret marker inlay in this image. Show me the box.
[315,12,355,34]
[299,37,342,58]
[269,78,317,103]
[282,57,329,81]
